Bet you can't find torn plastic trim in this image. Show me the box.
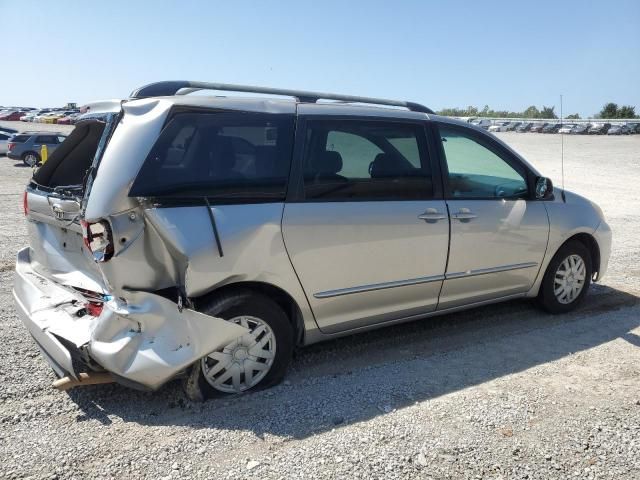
[88,291,248,390]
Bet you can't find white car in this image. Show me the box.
[488,121,509,132]
[469,118,492,130]
[558,124,576,134]
[0,131,12,155]
[20,112,38,122]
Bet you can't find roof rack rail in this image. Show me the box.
[129,81,434,114]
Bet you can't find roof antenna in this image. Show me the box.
[560,94,566,202]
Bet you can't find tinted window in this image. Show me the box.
[35,135,57,144]
[0,134,8,140]
[129,112,294,200]
[12,135,31,143]
[439,125,528,199]
[302,120,432,201]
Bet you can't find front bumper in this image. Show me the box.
[13,247,247,390]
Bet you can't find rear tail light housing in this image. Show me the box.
[81,219,114,262]
[8,142,15,151]
[85,301,104,317]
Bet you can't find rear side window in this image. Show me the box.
[35,135,58,144]
[129,112,294,200]
[302,120,433,201]
[11,135,30,143]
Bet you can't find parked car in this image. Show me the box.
[22,109,47,121]
[558,124,575,134]
[606,124,630,135]
[488,121,509,132]
[14,81,611,399]
[530,122,548,133]
[542,123,562,133]
[587,123,612,134]
[42,110,79,124]
[627,123,640,134]
[570,124,590,134]
[515,122,533,132]
[56,113,81,125]
[6,132,67,166]
[0,110,28,121]
[504,121,521,131]
[0,131,12,155]
[469,118,492,130]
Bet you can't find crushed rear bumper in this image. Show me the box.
[13,247,247,390]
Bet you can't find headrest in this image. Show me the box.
[370,153,401,178]
[317,151,343,174]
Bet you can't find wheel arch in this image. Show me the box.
[563,232,600,279]
[527,230,601,298]
[192,281,305,346]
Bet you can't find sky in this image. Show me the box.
[1,0,639,117]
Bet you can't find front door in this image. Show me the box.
[283,117,449,333]
[434,123,549,309]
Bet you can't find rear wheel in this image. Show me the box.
[22,151,40,167]
[537,241,592,314]
[184,290,294,401]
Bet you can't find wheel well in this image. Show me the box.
[194,282,305,346]
[564,233,600,277]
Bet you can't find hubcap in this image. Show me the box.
[25,154,37,167]
[554,254,586,304]
[201,315,276,393]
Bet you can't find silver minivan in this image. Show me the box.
[13,81,611,400]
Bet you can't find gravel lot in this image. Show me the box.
[1,121,638,479]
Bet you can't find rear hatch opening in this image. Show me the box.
[24,115,120,294]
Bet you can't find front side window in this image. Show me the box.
[129,112,294,200]
[438,125,528,199]
[302,120,432,201]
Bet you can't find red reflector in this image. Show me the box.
[23,191,28,216]
[86,302,103,317]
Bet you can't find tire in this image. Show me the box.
[184,290,294,401]
[537,240,592,314]
[22,151,40,167]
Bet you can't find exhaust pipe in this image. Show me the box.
[52,372,114,391]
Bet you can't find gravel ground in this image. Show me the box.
[0,121,638,479]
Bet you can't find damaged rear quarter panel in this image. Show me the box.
[142,203,317,330]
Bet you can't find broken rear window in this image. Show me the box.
[128,111,295,201]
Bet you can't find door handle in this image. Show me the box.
[451,208,477,221]
[418,208,447,222]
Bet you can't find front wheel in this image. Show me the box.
[184,291,294,401]
[537,241,592,314]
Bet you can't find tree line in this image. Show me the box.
[436,103,637,119]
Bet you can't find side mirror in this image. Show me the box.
[535,176,554,200]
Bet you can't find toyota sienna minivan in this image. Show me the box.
[13,81,611,400]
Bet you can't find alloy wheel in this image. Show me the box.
[553,254,587,304]
[201,315,276,393]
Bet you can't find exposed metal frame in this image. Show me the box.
[129,80,434,114]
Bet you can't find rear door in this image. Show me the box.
[282,114,449,333]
